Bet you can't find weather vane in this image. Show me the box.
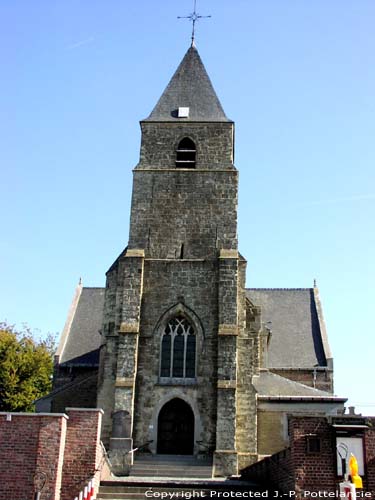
[178,0,211,47]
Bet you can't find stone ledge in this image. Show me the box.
[133,168,237,173]
[218,324,238,336]
[217,380,237,389]
[125,249,145,258]
[115,378,134,388]
[157,377,198,386]
[219,249,238,259]
[119,322,139,334]
[65,408,104,414]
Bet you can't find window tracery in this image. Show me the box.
[160,316,196,378]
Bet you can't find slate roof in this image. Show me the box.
[57,286,330,372]
[253,371,341,399]
[145,46,230,122]
[58,287,105,366]
[246,288,329,369]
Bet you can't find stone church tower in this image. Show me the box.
[46,43,343,480]
[96,45,258,476]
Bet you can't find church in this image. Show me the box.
[39,43,346,478]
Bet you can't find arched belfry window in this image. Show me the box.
[176,138,196,168]
[160,316,196,378]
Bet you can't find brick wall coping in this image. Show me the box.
[0,412,68,418]
[65,407,104,414]
[0,408,104,418]
[332,424,369,429]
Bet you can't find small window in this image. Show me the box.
[306,436,321,454]
[176,138,196,168]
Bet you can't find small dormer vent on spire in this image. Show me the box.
[178,107,190,118]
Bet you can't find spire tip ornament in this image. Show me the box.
[178,0,211,47]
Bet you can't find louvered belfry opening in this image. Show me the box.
[176,137,196,168]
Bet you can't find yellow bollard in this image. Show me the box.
[349,453,363,489]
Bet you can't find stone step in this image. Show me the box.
[97,480,267,500]
[135,453,212,463]
[134,454,212,465]
[129,471,212,478]
[129,470,212,478]
[130,464,213,471]
[129,455,213,478]
[131,462,212,469]
[97,488,213,500]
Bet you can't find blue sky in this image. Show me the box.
[1,1,374,414]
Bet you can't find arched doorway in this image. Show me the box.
[157,398,194,454]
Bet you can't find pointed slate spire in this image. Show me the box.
[145,46,230,122]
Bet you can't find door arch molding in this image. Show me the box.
[148,391,202,455]
[157,398,194,454]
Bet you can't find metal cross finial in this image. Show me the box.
[178,0,211,47]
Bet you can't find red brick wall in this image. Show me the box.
[0,409,104,500]
[241,416,375,497]
[0,413,67,500]
[270,369,333,393]
[60,408,103,500]
[289,417,337,495]
[364,418,375,493]
[241,447,295,493]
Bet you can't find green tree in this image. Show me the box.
[0,322,55,411]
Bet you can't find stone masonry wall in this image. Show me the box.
[97,252,144,444]
[138,122,234,169]
[129,169,238,259]
[236,258,260,470]
[97,264,118,443]
[129,121,237,259]
[214,252,239,476]
[98,115,240,476]
[133,259,219,451]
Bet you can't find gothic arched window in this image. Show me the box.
[176,138,196,168]
[160,316,196,378]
